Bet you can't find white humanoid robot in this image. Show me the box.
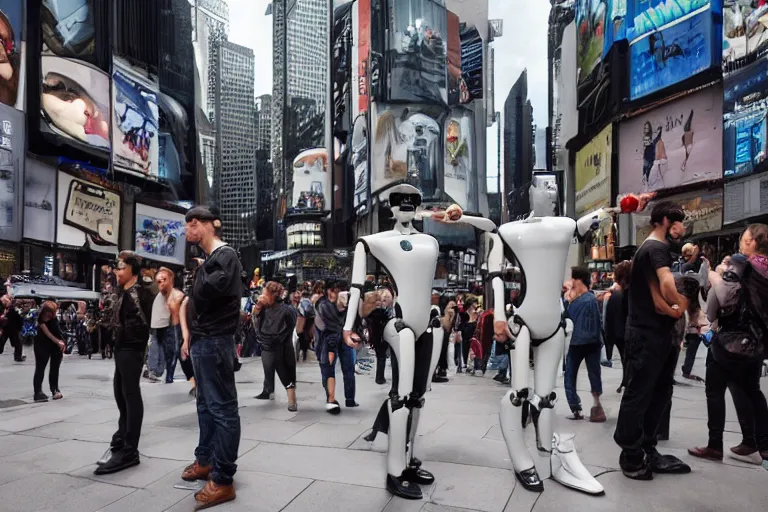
[427,205,614,496]
[343,184,443,500]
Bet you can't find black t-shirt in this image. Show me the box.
[36,318,63,346]
[627,239,674,333]
[190,245,244,338]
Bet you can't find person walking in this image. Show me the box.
[614,202,691,480]
[32,301,65,402]
[563,267,605,422]
[179,207,243,509]
[146,268,184,382]
[604,261,631,392]
[253,281,298,411]
[1,295,25,362]
[95,251,155,475]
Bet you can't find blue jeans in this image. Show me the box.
[191,335,241,485]
[164,326,180,383]
[147,328,167,376]
[564,343,603,413]
[317,331,356,402]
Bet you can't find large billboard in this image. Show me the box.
[57,171,120,250]
[0,103,22,242]
[459,22,482,104]
[724,172,768,224]
[388,0,448,105]
[23,158,56,243]
[0,1,22,108]
[443,108,473,209]
[575,124,612,217]
[40,55,110,151]
[723,57,768,179]
[619,87,723,193]
[291,149,331,212]
[134,203,186,266]
[351,114,368,210]
[633,188,723,245]
[351,0,370,212]
[41,0,96,61]
[576,0,609,84]
[112,61,160,178]
[371,104,442,198]
[723,1,768,67]
[628,4,718,100]
[446,11,461,106]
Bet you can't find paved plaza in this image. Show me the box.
[0,345,765,512]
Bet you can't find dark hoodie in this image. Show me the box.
[190,245,244,339]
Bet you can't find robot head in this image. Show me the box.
[386,184,422,224]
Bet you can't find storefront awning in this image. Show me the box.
[261,249,301,262]
[9,283,101,301]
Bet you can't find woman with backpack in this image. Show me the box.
[688,224,768,465]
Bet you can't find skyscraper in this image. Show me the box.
[503,70,534,220]
[256,94,272,154]
[215,41,257,247]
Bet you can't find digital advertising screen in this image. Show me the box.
[0,102,22,242]
[134,203,186,266]
[575,124,612,217]
[576,0,609,85]
[723,0,768,68]
[291,148,330,212]
[724,56,768,179]
[618,86,723,193]
[23,158,56,244]
[628,1,719,100]
[633,187,723,244]
[0,1,23,108]
[41,0,96,61]
[443,108,473,209]
[56,170,120,249]
[459,22,482,104]
[40,55,110,151]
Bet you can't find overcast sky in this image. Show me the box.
[227,0,552,192]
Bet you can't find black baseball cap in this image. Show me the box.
[185,206,221,223]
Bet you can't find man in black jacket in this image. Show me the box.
[0,295,25,361]
[179,206,243,509]
[95,251,155,475]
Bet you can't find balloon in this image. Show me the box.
[620,194,639,213]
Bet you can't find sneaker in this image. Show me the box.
[34,392,48,402]
[728,445,763,465]
[51,391,63,400]
[287,403,298,412]
[326,401,341,415]
[14,356,26,362]
[146,372,161,382]
[255,392,275,400]
[688,446,723,462]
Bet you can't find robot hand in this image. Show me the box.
[426,204,463,223]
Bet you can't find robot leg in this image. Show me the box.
[498,325,541,492]
[382,321,422,500]
[426,323,443,391]
[534,330,604,496]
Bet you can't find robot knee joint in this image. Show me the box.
[529,391,557,411]
[394,320,407,333]
[406,395,425,409]
[509,388,529,407]
[390,395,408,412]
[429,317,441,329]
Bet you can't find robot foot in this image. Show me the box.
[402,466,434,485]
[364,429,379,443]
[515,467,544,493]
[551,433,605,496]
[387,474,423,500]
[409,456,422,468]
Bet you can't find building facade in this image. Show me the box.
[256,94,272,155]
[215,41,257,247]
[503,70,534,220]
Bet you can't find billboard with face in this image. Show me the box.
[0,1,22,108]
[371,104,442,199]
[40,55,110,151]
[291,148,330,212]
[444,108,473,209]
[41,0,96,60]
[388,0,448,105]
[628,3,718,100]
[112,62,159,178]
[723,57,768,179]
[619,87,723,193]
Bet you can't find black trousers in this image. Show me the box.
[436,330,449,374]
[681,333,702,376]
[705,348,768,452]
[1,330,23,360]
[33,339,62,394]
[111,350,145,454]
[261,342,297,394]
[614,327,678,466]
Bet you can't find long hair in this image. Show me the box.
[614,260,632,290]
[747,223,768,256]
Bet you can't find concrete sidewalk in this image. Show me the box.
[0,345,765,512]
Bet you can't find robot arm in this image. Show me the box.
[574,208,613,243]
[343,241,368,337]
[574,192,657,242]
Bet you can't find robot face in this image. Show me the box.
[387,184,423,224]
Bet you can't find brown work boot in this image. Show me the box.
[182,461,212,482]
[194,480,235,510]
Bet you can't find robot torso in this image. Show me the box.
[361,230,439,337]
[497,216,576,340]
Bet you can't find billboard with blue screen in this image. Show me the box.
[724,57,768,179]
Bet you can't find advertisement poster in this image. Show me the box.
[619,87,723,193]
[459,23,482,104]
[723,57,768,179]
[628,0,711,41]
[353,0,370,117]
[351,114,368,210]
[558,22,579,144]
[723,0,768,67]
[41,0,96,60]
[57,172,120,248]
[134,203,186,265]
[724,172,768,224]
[446,11,461,106]
[0,103,21,242]
[444,109,473,209]
[40,55,110,150]
[576,0,609,84]
[23,159,56,243]
[112,63,160,178]
[633,188,723,244]
[291,148,330,211]
[629,7,715,100]
[388,0,448,105]
[575,124,612,217]
[0,2,22,108]
[158,132,181,183]
[371,104,442,198]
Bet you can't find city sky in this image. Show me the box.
[228,0,552,193]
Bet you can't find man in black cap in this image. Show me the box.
[178,206,243,509]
